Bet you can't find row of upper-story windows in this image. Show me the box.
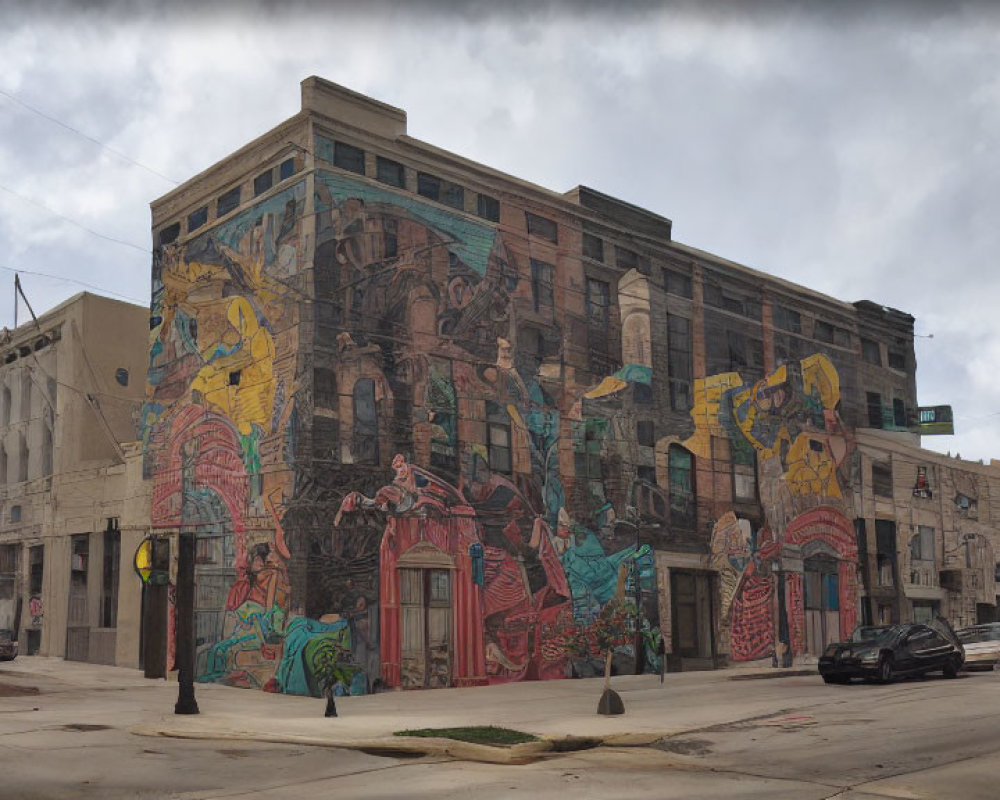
[322,136,504,225]
[158,156,303,246]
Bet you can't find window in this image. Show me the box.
[334,141,366,174]
[29,545,42,596]
[634,382,653,405]
[875,519,896,587]
[773,305,802,334]
[314,367,337,410]
[910,526,935,564]
[21,371,31,421]
[2,385,10,426]
[253,169,274,196]
[704,283,761,320]
[17,432,28,482]
[872,461,893,498]
[861,338,881,366]
[428,358,458,473]
[101,523,120,629]
[615,246,648,272]
[476,193,500,222]
[530,259,555,311]
[668,445,695,528]
[42,424,52,476]
[867,392,883,428]
[585,278,610,332]
[9,505,21,523]
[228,371,241,386]
[636,420,655,447]
[574,419,605,480]
[187,206,208,232]
[582,233,604,262]
[486,401,511,474]
[376,156,405,188]
[814,319,852,348]
[663,268,692,299]
[732,445,757,502]
[637,465,657,485]
[893,398,907,428]
[707,329,764,381]
[667,315,692,411]
[888,350,906,370]
[279,157,296,181]
[158,222,180,246]
[216,186,241,217]
[417,172,464,209]
[115,368,129,387]
[525,211,558,243]
[352,378,379,465]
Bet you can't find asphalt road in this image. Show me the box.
[2,661,999,799]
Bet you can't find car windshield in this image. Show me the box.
[850,625,902,645]
[958,625,1000,644]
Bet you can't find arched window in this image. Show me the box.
[668,444,696,529]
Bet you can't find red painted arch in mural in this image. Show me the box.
[784,506,859,654]
[151,405,249,564]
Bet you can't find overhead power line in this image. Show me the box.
[0,265,148,306]
[0,87,179,185]
[0,182,150,253]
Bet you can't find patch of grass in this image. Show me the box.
[394,726,540,746]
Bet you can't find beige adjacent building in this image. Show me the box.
[854,428,1000,630]
[0,292,150,666]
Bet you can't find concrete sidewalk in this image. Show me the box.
[0,656,820,764]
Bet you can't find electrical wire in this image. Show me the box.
[0,88,179,185]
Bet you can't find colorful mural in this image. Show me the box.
[145,162,658,697]
[692,354,858,663]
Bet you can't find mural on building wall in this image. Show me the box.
[692,353,858,664]
[145,162,661,697]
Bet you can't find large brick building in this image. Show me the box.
[143,77,990,695]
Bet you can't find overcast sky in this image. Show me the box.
[1,1,998,460]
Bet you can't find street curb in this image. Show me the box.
[133,725,555,764]
[728,669,817,681]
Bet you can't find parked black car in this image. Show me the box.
[818,620,964,684]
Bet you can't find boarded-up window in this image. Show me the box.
[531,259,555,311]
[669,445,695,529]
[525,211,558,243]
[667,315,692,411]
[872,462,893,498]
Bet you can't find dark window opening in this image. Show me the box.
[861,338,881,365]
[352,378,379,466]
[664,268,692,299]
[637,465,657,485]
[114,368,129,387]
[279,157,296,181]
[893,398,907,428]
[253,169,274,197]
[525,211,558,243]
[615,246,648,272]
[417,172,441,201]
[228,371,241,386]
[773,305,802,334]
[867,392,883,428]
[634,382,653,405]
[530,259,555,311]
[814,319,852,348]
[582,233,604,262]
[314,367,337,409]
[486,401,512,474]
[477,193,500,222]
[586,277,610,331]
[667,315,692,411]
[637,420,655,447]
[333,141,366,175]
[888,350,906,370]
[158,223,180,246]
[187,206,208,233]
[668,445,695,528]
[217,187,241,217]
[376,156,405,188]
[872,462,893,498]
[101,523,120,629]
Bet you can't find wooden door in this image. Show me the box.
[400,568,453,689]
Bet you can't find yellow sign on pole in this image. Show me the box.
[134,538,153,584]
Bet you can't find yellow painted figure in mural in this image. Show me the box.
[189,295,276,436]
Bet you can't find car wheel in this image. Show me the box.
[878,654,894,683]
[943,655,961,679]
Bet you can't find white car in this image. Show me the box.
[956,623,1000,670]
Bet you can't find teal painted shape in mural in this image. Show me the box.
[275,615,353,697]
[210,181,306,260]
[315,165,498,277]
